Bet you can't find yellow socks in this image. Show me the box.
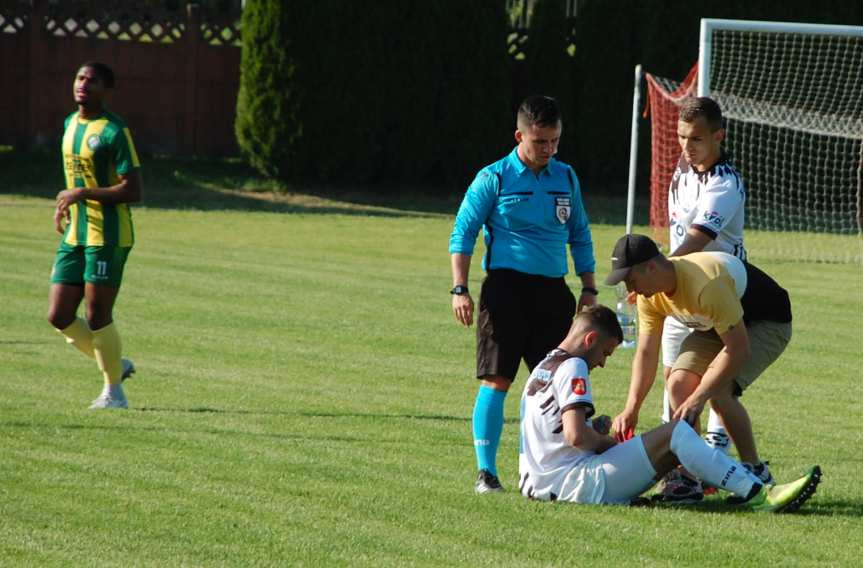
[58,317,95,358]
[92,322,123,384]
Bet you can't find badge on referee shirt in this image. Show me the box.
[555,196,571,224]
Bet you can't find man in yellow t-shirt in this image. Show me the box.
[605,234,792,503]
[47,62,143,410]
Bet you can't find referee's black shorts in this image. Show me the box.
[475,268,576,381]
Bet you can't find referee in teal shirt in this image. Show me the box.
[449,95,598,493]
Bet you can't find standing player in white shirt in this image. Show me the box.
[517,305,819,511]
[658,97,764,501]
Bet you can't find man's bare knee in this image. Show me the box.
[47,309,74,330]
[667,368,701,407]
[641,421,680,476]
[48,284,83,330]
[667,368,701,389]
[85,304,113,331]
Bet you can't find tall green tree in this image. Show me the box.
[298,0,511,188]
[235,1,301,180]
[430,0,512,187]
[521,0,577,164]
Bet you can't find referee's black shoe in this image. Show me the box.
[475,469,504,494]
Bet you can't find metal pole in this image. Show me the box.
[625,64,642,235]
[698,19,711,97]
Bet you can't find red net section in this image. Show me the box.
[644,64,698,245]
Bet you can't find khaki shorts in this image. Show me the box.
[671,320,792,395]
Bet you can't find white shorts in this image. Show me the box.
[557,436,657,505]
[662,317,692,369]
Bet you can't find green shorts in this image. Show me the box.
[671,320,792,395]
[50,242,131,287]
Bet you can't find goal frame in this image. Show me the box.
[698,18,863,98]
[698,18,863,239]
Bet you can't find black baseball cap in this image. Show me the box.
[603,234,661,285]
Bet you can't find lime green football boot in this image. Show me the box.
[746,465,821,513]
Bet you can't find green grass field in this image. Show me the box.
[1,152,861,566]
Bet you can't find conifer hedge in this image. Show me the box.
[236,0,863,192]
[234,1,301,180]
[236,0,511,188]
[520,0,577,165]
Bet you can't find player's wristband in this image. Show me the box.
[581,286,599,296]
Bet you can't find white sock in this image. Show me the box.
[670,421,759,497]
[704,409,732,455]
[661,388,671,423]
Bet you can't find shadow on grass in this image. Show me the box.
[632,493,858,517]
[0,419,370,445]
[5,416,858,517]
[134,406,478,424]
[136,406,256,414]
[788,499,863,517]
[0,148,456,219]
[0,148,642,224]
[125,407,523,427]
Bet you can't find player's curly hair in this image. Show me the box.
[575,304,624,345]
[679,96,724,131]
[79,61,115,89]
[517,95,561,129]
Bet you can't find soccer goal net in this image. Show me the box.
[645,19,863,264]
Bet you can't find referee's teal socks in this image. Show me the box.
[472,385,507,476]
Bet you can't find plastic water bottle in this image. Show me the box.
[615,283,637,348]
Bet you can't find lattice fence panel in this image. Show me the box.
[0,0,29,34]
[45,1,186,44]
[37,1,241,45]
[200,17,240,47]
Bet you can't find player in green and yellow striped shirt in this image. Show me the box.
[47,62,143,409]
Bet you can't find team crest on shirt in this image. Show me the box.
[534,369,552,380]
[87,134,101,150]
[571,377,587,395]
[700,209,724,227]
[555,197,571,224]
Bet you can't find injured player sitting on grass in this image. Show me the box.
[517,305,821,512]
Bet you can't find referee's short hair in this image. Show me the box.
[679,97,723,131]
[517,95,561,129]
[576,305,623,345]
[79,61,115,88]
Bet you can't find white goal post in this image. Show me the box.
[697,18,863,264]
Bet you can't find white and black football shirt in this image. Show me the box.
[518,349,594,501]
[668,153,747,260]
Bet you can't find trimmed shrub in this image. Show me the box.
[234,1,301,180]
[301,1,512,188]
[236,1,511,190]
[520,0,577,165]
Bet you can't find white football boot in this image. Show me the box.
[89,392,128,410]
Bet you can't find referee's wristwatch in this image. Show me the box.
[450,285,469,295]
